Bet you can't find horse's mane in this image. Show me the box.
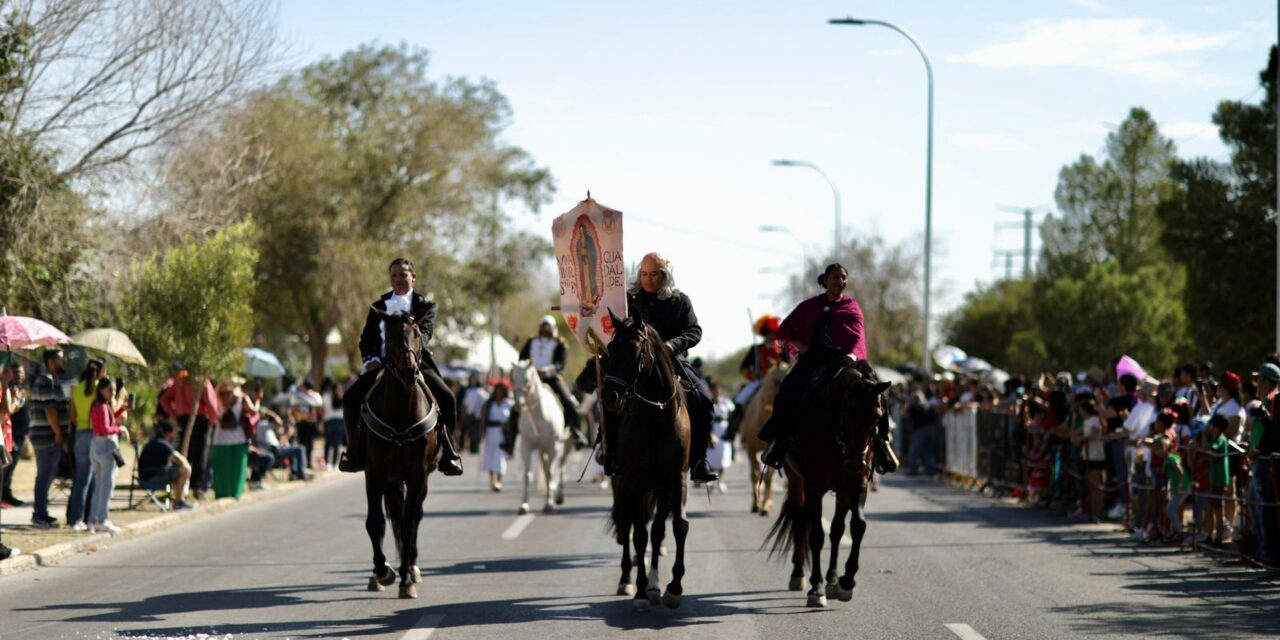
[641,322,683,410]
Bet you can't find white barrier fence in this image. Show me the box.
[942,408,978,479]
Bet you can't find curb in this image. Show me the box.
[0,473,341,578]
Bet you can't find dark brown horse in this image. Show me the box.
[602,313,692,612]
[765,360,889,607]
[361,310,440,599]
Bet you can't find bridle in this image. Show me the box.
[360,309,437,446]
[604,331,680,411]
[383,311,421,391]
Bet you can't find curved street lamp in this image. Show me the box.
[829,16,935,374]
[770,159,842,262]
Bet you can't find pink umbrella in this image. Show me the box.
[1115,354,1147,382]
[0,315,71,350]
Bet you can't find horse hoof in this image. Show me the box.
[750,503,759,513]
[662,590,682,609]
[399,584,418,599]
[658,544,668,557]
[411,566,422,584]
[518,504,530,515]
[788,576,804,591]
[807,593,827,608]
[760,509,770,517]
[618,582,636,596]
[543,503,555,514]
[837,586,854,602]
[633,598,650,612]
[377,566,398,587]
[368,577,384,592]
[646,588,661,605]
[555,494,565,506]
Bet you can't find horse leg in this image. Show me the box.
[399,477,426,599]
[617,520,636,596]
[663,482,689,609]
[749,455,761,513]
[518,439,532,515]
[786,479,807,592]
[839,478,869,602]
[631,500,651,611]
[541,449,555,513]
[826,490,850,600]
[553,441,566,506]
[806,496,827,608]
[646,498,667,606]
[365,477,395,592]
[763,466,774,516]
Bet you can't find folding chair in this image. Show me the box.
[127,439,170,511]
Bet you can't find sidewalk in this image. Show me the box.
[1,461,341,577]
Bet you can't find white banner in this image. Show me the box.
[552,197,627,350]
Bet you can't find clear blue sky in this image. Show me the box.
[279,0,1276,361]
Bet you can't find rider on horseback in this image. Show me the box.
[502,316,589,454]
[592,252,720,485]
[727,314,784,436]
[338,258,464,476]
[759,263,898,473]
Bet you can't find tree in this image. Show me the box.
[1157,47,1277,372]
[121,220,258,385]
[1043,107,1176,279]
[160,44,555,385]
[942,280,1035,369]
[782,233,923,365]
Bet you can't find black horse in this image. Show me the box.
[765,360,890,607]
[361,310,441,599]
[602,312,692,611]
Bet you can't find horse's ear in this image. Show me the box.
[371,304,387,317]
[872,381,891,396]
[608,308,628,331]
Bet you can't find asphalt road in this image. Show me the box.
[1,450,1277,640]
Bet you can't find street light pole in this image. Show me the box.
[760,224,809,268]
[829,17,934,375]
[771,159,842,261]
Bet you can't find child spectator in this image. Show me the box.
[87,377,131,534]
[137,421,194,510]
[1079,395,1105,523]
[1204,415,1231,545]
[1162,434,1192,543]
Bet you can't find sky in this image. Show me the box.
[278,0,1276,362]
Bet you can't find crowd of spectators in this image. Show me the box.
[890,355,1280,568]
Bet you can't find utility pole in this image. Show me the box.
[996,205,1048,280]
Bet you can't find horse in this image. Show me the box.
[736,362,791,516]
[509,360,567,515]
[764,360,890,608]
[602,312,692,612]
[360,310,441,599]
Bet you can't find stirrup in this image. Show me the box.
[691,459,719,483]
[338,452,363,473]
[439,454,463,476]
[761,439,787,469]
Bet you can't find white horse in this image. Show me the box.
[510,360,567,515]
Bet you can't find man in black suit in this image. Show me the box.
[338,258,463,475]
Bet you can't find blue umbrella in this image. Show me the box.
[243,347,285,378]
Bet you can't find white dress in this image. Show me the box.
[480,398,513,474]
[709,397,734,470]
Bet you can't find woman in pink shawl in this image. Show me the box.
[760,264,894,471]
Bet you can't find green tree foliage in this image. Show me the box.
[1043,107,1176,279]
[782,233,923,366]
[942,280,1035,368]
[121,221,258,385]
[163,44,554,384]
[1157,47,1277,372]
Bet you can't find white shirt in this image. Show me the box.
[528,336,559,371]
[1082,416,1105,462]
[374,292,414,363]
[322,391,341,422]
[485,398,514,426]
[463,386,490,419]
[1212,398,1246,442]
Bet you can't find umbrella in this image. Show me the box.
[957,356,993,373]
[872,365,907,386]
[268,390,323,408]
[0,315,70,351]
[931,345,967,371]
[243,347,286,378]
[70,328,148,367]
[1115,354,1147,382]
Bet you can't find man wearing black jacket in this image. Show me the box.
[337,258,463,475]
[590,252,719,484]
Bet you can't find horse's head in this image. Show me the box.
[832,361,891,474]
[601,309,656,413]
[379,308,421,388]
[511,360,535,396]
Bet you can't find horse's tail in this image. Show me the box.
[763,481,808,564]
[607,482,655,545]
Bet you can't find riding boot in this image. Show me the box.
[872,410,900,474]
[566,409,589,450]
[436,427,464,477]
[689,400,719,484]
[338,401,364,473]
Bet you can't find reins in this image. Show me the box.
[604,333,681,411]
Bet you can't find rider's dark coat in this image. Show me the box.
[625,290,702,358]
[358,290,441,374]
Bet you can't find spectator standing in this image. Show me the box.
[708,382,734,493]
[65,358,105,530]
[294,380,322,469]
[1174,364,1200,412]
[907,389,940,475]
[137,420,194,509]
[158,363,221,499]
[460,375,489,454]
[320,378,344,469]
[480,382,513,492]
[87,377,131,534]
[28,347,69,528]
[1162,435,1192,543]
[1204,415,1232,545]
[211,381,249,499]
[1079,396,1105,523]
[1251,363,1280,564]
[1,363,28,507]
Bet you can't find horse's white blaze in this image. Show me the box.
[944,624,988,640]
[502,513,535,540]
[400,614,445,640]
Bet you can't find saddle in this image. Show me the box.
[360,370,439,447]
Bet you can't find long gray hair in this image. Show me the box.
[628,252,678,300]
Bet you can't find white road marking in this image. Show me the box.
[945,623,988,640]
[502,513,535,540]
[401,614,445,640]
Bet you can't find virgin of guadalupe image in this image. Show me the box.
[573,215,603,317]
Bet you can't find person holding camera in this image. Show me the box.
[87,377,131,534]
